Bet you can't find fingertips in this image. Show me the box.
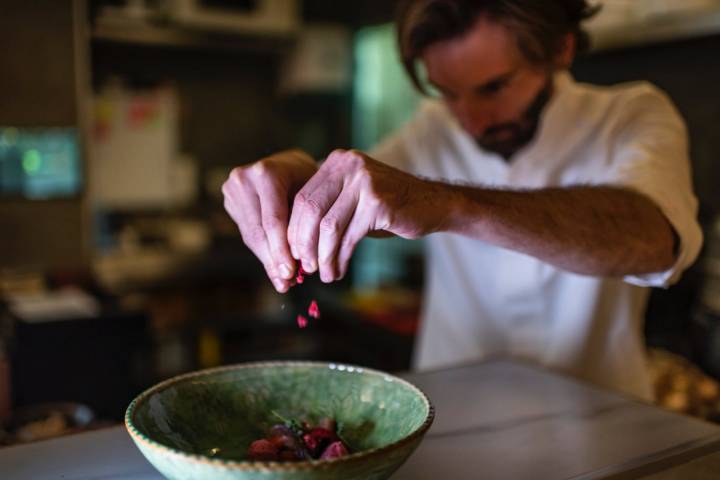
[271,277,291,293]
[278,262,294,280]
[318,257,338,283]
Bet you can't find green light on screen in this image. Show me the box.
[22,149,42,174]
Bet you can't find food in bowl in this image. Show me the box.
[248,415,350,462]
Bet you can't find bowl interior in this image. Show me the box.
[130,363,431,461]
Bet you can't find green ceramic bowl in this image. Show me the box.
[125,361,434,480]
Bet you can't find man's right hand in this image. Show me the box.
[222,149,318,293]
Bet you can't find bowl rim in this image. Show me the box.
[125,360,435,472]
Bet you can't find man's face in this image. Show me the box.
[422,17,560,159]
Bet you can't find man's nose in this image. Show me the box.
[455,101,493,137]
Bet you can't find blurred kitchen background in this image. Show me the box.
[1,0,720,444]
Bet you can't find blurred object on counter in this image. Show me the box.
[0,402,107,447]
[5,287,100,323]
[649,348,720,420]
[113,217,211,255]
[92,216,211,292]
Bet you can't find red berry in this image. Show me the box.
[320,441,349,460]
[270,434,299,450]
[301,427,337,458]
[308,427,337,443]
[248,439,278,461]
[297,314,308,328]
[302,432,320,455]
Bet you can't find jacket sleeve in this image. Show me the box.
[604,85,703,287]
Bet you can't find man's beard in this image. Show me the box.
[475,79,553,161]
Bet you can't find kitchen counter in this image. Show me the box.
[2,359,720,479]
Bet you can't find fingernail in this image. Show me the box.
[272,278,286,293]
[279,264,293,279]
[303,259,317,273]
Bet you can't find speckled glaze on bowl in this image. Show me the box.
[125,361,434,480]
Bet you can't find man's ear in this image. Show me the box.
[555,33,576,69]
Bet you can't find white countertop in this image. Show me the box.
[2,359,720,479]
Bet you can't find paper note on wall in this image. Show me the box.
[89,83,179,209]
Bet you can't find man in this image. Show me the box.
[222,0,702,400]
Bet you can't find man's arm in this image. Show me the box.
[440,184,677,276]
[286,150,677,283]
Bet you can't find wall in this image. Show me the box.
[0,0,89,270]
[573,33,720,223]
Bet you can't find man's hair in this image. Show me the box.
[397,0,600,92]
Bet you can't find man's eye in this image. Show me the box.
[480,81,507,95]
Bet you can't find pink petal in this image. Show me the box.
[319,441,349,460]
[296,265,306,284]
[308,300,320,319]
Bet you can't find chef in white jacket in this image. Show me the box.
[222,0,702,400]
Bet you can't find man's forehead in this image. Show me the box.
[421,16,523,88]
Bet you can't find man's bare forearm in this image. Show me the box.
[436,184,677,277]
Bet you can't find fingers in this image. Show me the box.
[317,188,359,283]
[336,196,374,280]
[291,180,343,274]
[222,168,291,293]
[288,151,348,273]
[251,164,295,281]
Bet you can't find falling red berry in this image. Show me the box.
[296,266,306,284]
[297,314,308,328]
[308,300,320,319]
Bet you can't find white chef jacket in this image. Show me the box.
[371,71,703,400]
